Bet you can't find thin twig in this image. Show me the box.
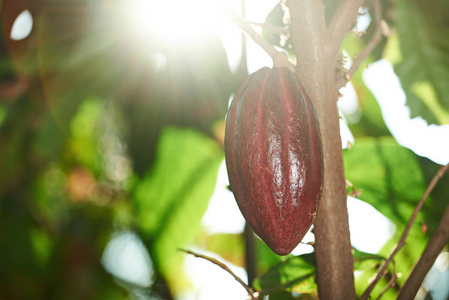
[397,202,449,300]
[179,248,259,300]
[360,163,449,300]
[346,179,362,198]
[222,5,294,71]
[376,261,397,299]
[336,0,383,89]
[329,0,365,53]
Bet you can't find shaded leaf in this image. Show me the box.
[392,0,449,124]
[158,35,237,132]
[253,254,316,294]
[262,3,293,55]
[38,0,236,138]
[256,237,285,276]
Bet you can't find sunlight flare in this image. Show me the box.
[123,0,223,44]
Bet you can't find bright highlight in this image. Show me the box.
[124,0,223,44]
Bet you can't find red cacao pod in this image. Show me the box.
[225,67,323,255]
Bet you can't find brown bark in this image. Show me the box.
[287,0,361,298]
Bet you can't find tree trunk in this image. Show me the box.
[287,1,357,299]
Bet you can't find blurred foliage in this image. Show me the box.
[0,0,232,298]
[341,33,391,138]
[1,0,449,299]
[358,0,394,62]
[388,0,449,125]
[133,126,223,292]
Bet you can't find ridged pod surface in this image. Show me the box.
[225,67,323,255]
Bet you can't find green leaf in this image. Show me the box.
[133,126,223,289]
[391,0,449,124]
[344,137,449,233]
[69,97,103,173]
[254,248,385,296]
[345,137,449,298]
[256,237,285,276]
[253,254,316,295]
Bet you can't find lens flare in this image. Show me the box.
[123,0,223,44]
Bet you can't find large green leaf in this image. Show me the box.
[133,126,223,290]
[343,136,449,298]
[343,137,449,231]
[391,0,449,125]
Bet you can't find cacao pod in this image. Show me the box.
[224,67,323,255]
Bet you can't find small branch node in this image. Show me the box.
[376,261,398,299]
[223,5,295,71]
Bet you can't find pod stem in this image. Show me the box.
[223,5,295,71]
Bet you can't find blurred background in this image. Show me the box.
[0,0,448,299]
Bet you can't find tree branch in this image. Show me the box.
[336,0,383,89]
[377,261,398,300]
[397,202,449,300]
[288,0,328,78]
[287,1,356,299]
[329,0,365,53]
[179,248,259,300]
[223,6,294,71]
[360,163,449,300]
